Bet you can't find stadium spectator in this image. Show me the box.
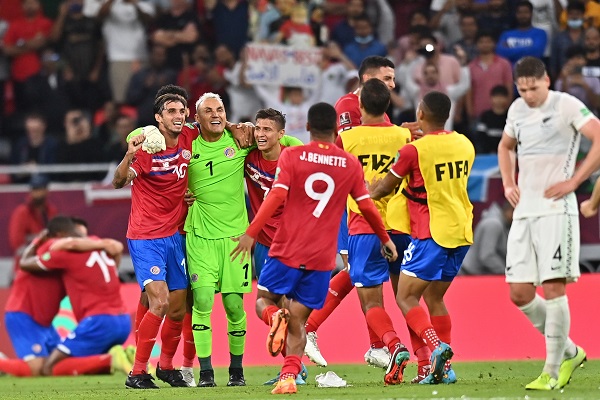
[24,49,71,134]
[125,44,178,127]
[104,113,136,161]
[461,201,513,275]
[84,0,155,104]
[19,216,131,377]
[0,12,8,131]
[205,0,250,58]
[394,13,439,65]
[309,5,328,47]
[495,1,547,65]
[404,46,471,131]
[475,0,514,39]
[558,0,600,29]
[50,0,107,113]
[550,1,586,80]
[330,0,364,49]
[220,45,262,123]
[255,0,295,42]
[151,0,201,71]
[318,42,357,106]
[467,31,513,123]
[2,0,53,112]
[429,0,473,46]
[275,3,315,48]
[11,113,58,182]
[55,109,106,182]
[582,26,600,78]
[529,0,559,60]
[369,91,475,385]
[409,32,462,94]
[338,79,412,385]
[178,43,223,112]
[113,92,194,389]
[8,174,57,270]
[473,85,510,153]
[555,45,600,113]
[342,14,387,69]
[230,102,397,394]
[498,56,597,390]
[449,13,479,63]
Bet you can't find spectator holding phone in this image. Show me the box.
[555,45,600,114]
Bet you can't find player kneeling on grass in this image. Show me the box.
[230,102,398,395]
[17,216,132,377]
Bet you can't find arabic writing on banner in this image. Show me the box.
[245,43,322,88]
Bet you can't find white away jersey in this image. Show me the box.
[504,90,594,218]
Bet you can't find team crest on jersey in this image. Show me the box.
[191,273,198,283]
[224,147,236,158]
[339,112,351,126]
[42,252,51,261]
[182,149,192,160]
[150,266,160,275]
[32,343,42,354]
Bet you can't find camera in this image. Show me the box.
[417,44,435,59]
[571,65,583,75]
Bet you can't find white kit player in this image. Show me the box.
[498,56,600,391]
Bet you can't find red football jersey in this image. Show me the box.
[36,238,125,322]
[268,141,369,271]
[127,126,198,239]
[390,143,431,239]
[5,269,65,327]
[334,92,390,133]
[244,147,287,247]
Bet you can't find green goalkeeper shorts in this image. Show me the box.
[186,233,252,294]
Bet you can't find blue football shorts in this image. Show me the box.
[57,314,131,357]
[388,233,412,275]
[5,311,60,360]
[337,209,349,255]
[401,238,470,281]
[257,257,331,310]
[128,231,188,291]
[253,241,270,280]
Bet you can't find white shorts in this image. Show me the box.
[505,214,580,285]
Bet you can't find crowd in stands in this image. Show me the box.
[1,0,600,184]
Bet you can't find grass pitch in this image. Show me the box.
[0,360,597,400]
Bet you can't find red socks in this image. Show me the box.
[52,355,111,376]
[159,318,183,370]
[134,301,149,344]
[133,311,163,375]
[405,306,440,351]
[305,270,354,333]
[0,359,32,377]
[261,305,280,326]
[182,312,195,368]
[280,354,302,380]
[365,307,400,351]
[430,315,451,344]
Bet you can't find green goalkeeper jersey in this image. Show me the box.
[185,129,252,239]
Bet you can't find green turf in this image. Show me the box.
[0,360,597,399]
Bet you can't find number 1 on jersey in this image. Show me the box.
[86,251,115,283]
[206,161,213,176]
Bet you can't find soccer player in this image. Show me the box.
[243,108,307,385]
[18,216,131,377]
[498,56,599,390]
[338,78,413,384]
[369,91,474,385]
[305,55,401,369]
[230,102,398,394]
[113,93,193,389]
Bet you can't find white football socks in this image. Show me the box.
[543,296,570,379]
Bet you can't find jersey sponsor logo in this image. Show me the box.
[434,160,469,181]
[150,266,160,275]
[357,154,394,173]
[339,112,351,126]
[182,149,192,160]
[224,147,236,158]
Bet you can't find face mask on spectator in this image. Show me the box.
[567,19,584,29]
[355,35,374,44]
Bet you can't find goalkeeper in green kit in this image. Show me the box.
[185,93,302,387]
